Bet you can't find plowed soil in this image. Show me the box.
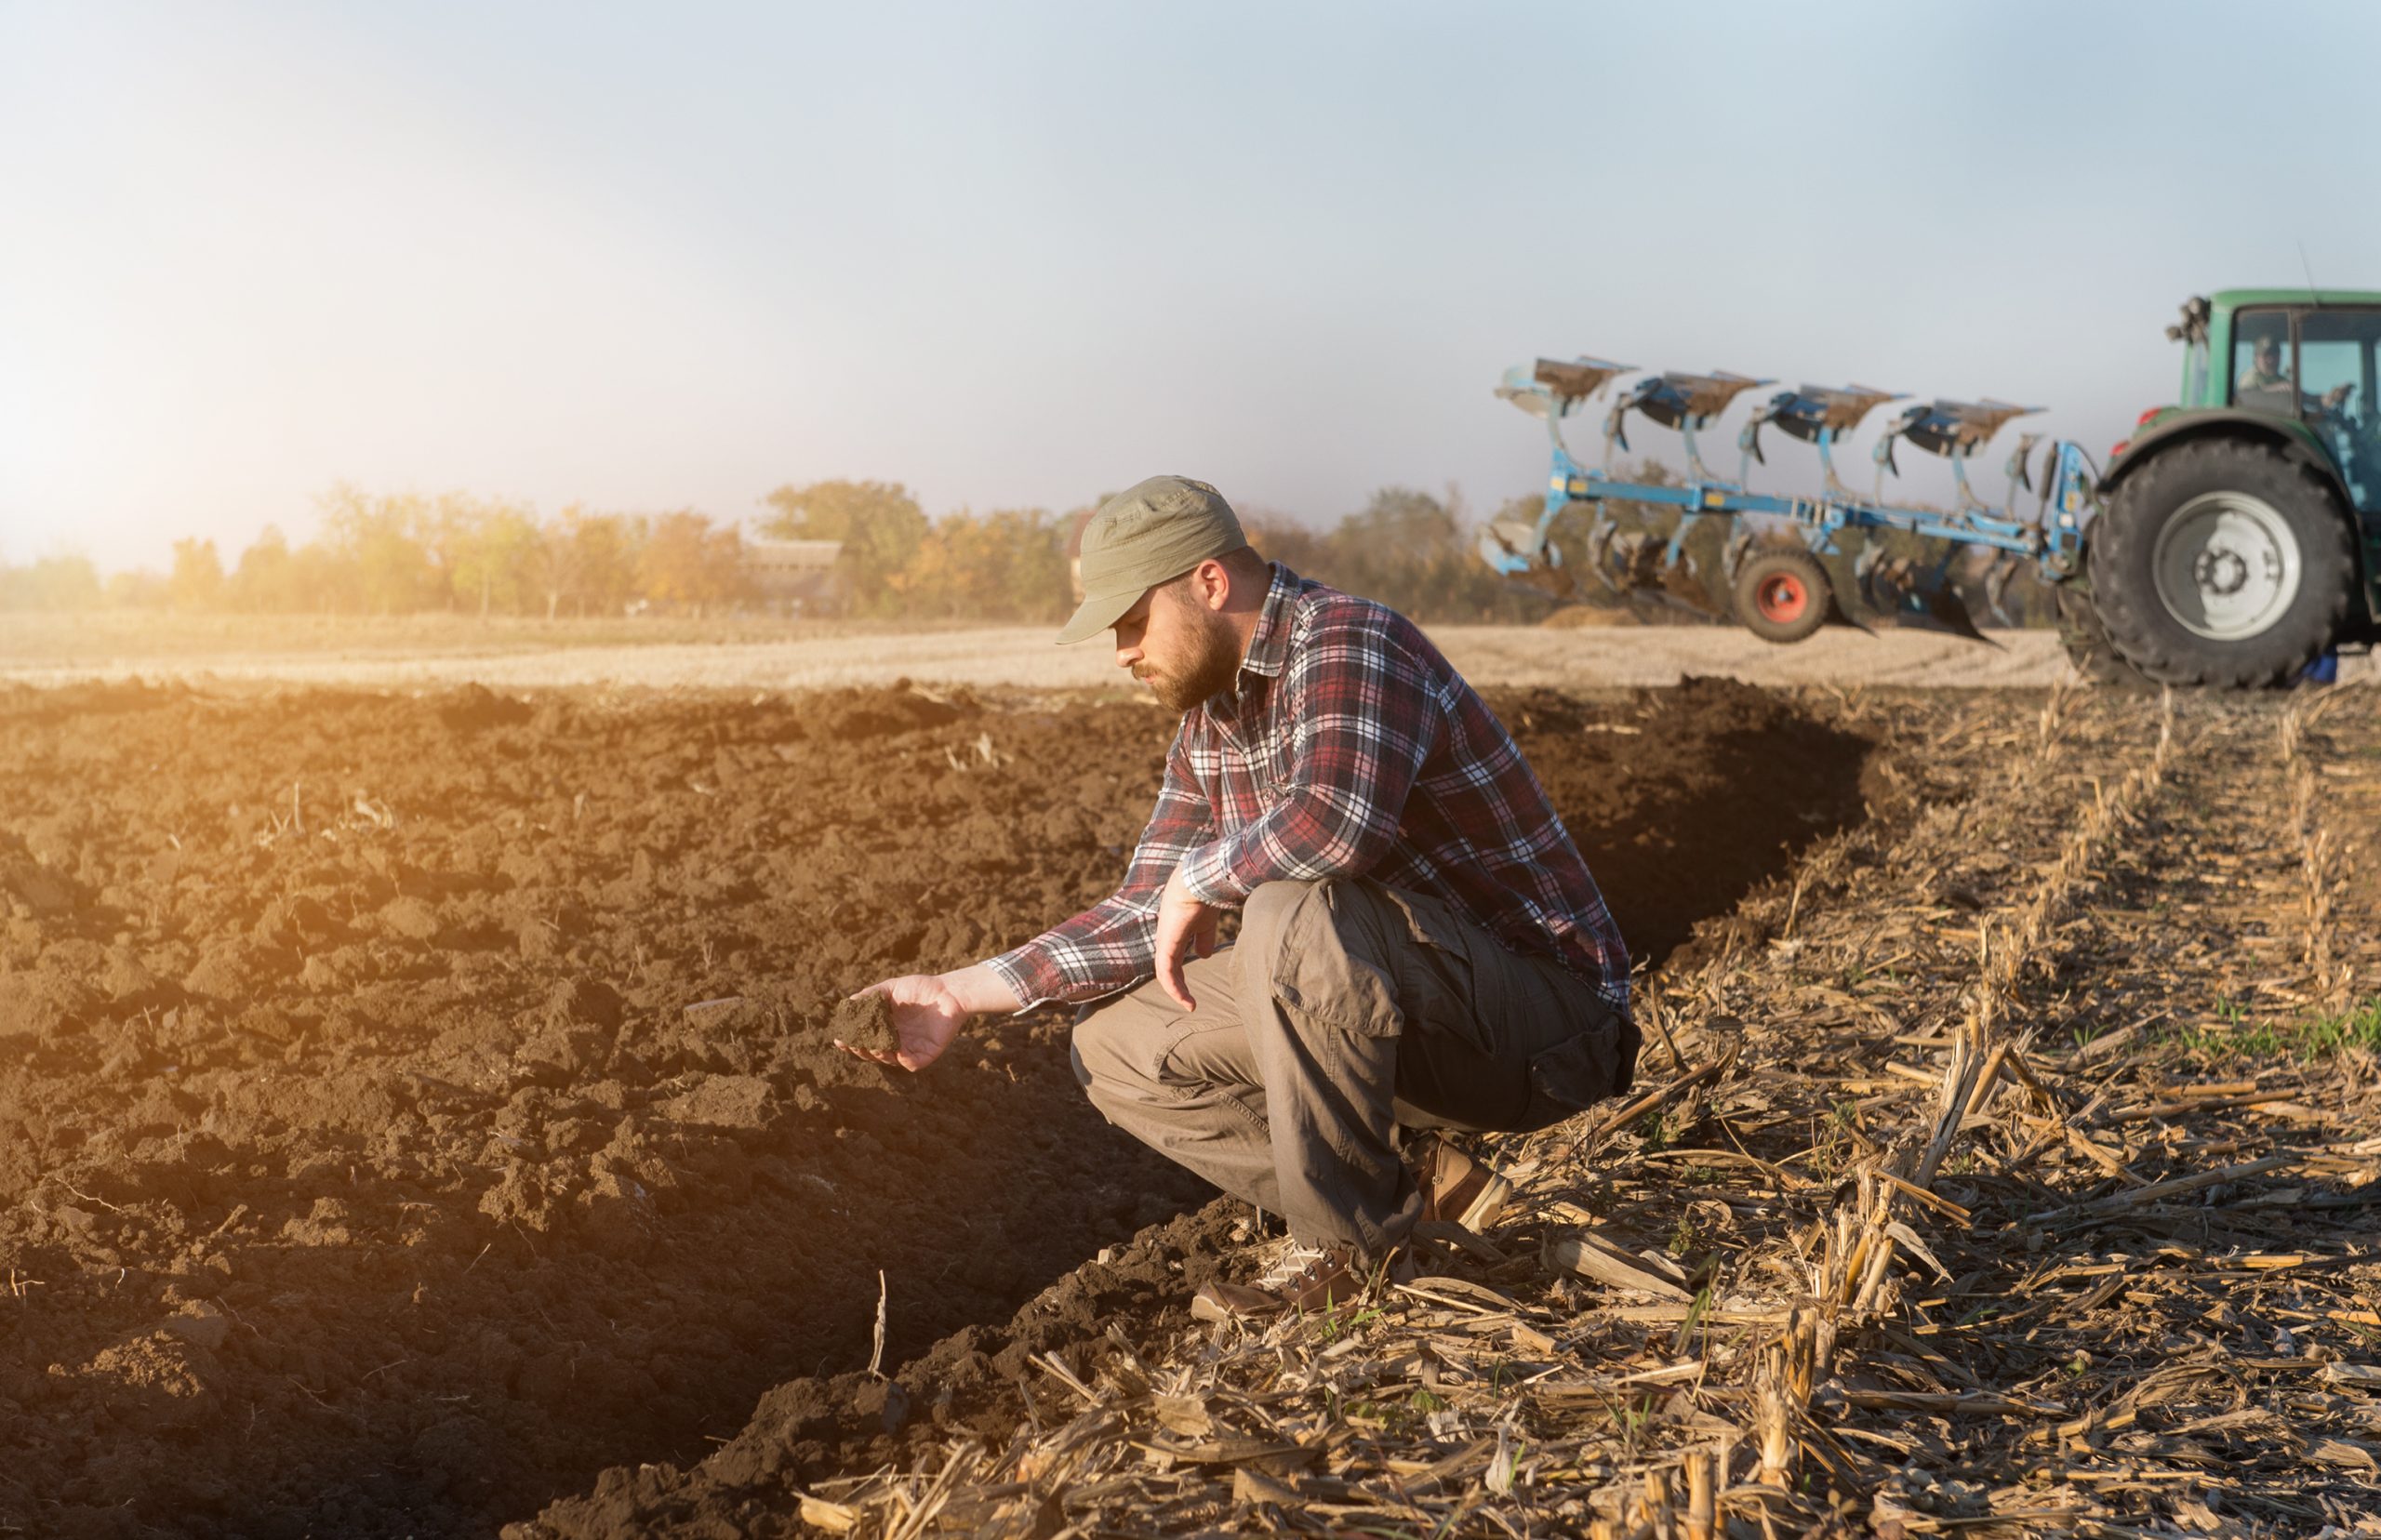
[0,674,1891,1538]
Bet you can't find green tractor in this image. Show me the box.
[1490,289,2378,686]
[2066,289,2381,686]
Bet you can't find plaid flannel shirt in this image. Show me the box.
[985,565,1630,1015]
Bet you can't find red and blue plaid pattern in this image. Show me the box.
[987,565,1630,1014]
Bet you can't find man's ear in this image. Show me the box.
[1193,558,1233,612]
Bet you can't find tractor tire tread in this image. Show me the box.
[2054,580,2160,692]
[2088,436,2352,688]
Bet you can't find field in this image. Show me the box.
[0,610,2095,692]
[2,650,2376,1537]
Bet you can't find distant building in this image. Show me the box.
[744,537,845,613]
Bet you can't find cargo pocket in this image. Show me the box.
[1266,881,1405,1037]
[1377,886,1478,1045]
[1518,1014,1636,1132]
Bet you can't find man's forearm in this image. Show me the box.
[981,897,1167,1010]
[940,962,1026,1017]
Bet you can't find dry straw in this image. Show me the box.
[758,686,2381,1538]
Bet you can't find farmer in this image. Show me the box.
[848,476,1636,1317]
[2237,332,2351,417]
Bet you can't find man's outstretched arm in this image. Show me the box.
[848,724,1215,1071]
[840,963,1023,1072]
[976,724,1215,1010]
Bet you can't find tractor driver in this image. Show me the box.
[2238,333,2353,418]
[845,476,1639,1318]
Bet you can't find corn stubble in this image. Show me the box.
[566,682,2381,1539]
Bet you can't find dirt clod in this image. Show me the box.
[830,993,900,1055]
[547,977,624,1029]
[656,1072,779,1130]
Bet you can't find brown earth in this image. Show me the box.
[828,994,900,1056]
[0,673,1894,1538]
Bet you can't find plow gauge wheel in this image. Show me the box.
[1757,572,1807,621]
[1734,548,1833,644]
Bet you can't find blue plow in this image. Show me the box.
[1481,357,2100,643]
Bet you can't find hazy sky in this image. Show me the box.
[5,0,2378,571]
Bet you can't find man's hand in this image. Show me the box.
[842,963,1021,1072]
[1152,865,1222,1012]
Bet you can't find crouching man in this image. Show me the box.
[849,476,1638,1317]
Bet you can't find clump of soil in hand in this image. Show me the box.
[831,993,901,1055]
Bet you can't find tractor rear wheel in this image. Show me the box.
[2090,437,2353,686]
[2053,578,2158,692]
[1733,547,1831,644]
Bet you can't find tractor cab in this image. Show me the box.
[2083,289,2381,683]
[2217,305,2381,513]
[2148,290,2381,512]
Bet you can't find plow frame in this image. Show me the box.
[1487,365,2100,625]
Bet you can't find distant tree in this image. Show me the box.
[0,554,102,611]
[286,539,360,615]
[1320,486,1464,604]
[533,506,585,619]
[106,568,170,608]
[1270,486,1550,623]
[419,493,482,611]
[169,538,224,611]
[759,479,926,616]
[318,485,438,614]
[571,511,645,616]
[1240,508,1328,578]
[231,525,298,612]
[1352,486,1468,552]
[890,509,1072,621]
[637,511,747,615]
[535,505,650,618]
[450,499,541,617]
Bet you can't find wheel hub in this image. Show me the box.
[2193,546,2250,597]
[1757,573,1807,622]
[2150,492,2301,642]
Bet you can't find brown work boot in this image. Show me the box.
[1191,1242,1363,1321]
[1410,1132,1512,1231]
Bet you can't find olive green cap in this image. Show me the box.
[1057,475,1246,644]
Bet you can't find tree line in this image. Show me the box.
[0,479,1564,625]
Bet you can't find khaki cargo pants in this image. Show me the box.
[1070,878,1638,1260]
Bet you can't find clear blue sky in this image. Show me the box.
[5,0,2377,571]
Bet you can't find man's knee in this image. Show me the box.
[1239,878,1330,970]
[1237,878,1402,1032]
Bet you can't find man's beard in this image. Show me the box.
[1135,612,1241,714]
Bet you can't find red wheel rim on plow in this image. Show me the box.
[1755,573,1808,624]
